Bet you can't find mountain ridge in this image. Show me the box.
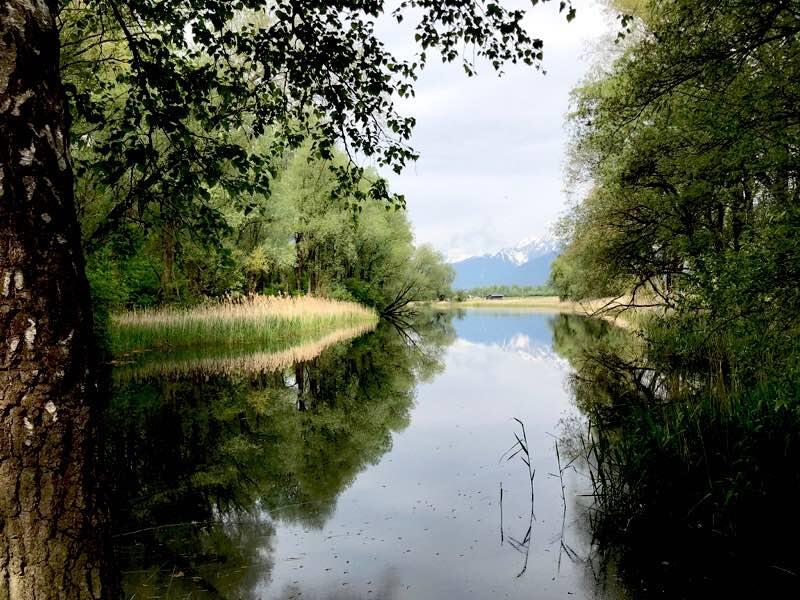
[450,235,560,290]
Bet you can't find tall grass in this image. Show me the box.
[114,321,376,381]
[110,295,378,355]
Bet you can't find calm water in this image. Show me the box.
[109,310,628,599]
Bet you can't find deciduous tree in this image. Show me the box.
[1,0,573,594]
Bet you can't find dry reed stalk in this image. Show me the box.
[110,295,378,354]
[113,295,376,329]
[114,321,376,382]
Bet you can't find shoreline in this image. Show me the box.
[431,296,652,328]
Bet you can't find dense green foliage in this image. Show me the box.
[458,284,556,298]
[556,0,800,354]
[57,1,576,314]
[549,0,800,582]
[83,141,454,312]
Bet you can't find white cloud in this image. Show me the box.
[375,0,612,259]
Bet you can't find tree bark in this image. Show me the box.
[0,1,114,597]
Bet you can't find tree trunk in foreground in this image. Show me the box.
[0,1,114,597]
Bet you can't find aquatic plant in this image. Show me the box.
[500,418,537,577]
[110,295,378,355]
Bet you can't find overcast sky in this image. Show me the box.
[375,1,612,262]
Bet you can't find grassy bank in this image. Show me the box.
[435,295,654,328]
[110,295,378,356]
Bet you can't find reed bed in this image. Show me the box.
[114,321,376,382]
[110,295,378,355]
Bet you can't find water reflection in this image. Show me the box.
[549,313,800,598]
[107,309,641,598]
[113,321,377,382]
[107,311,454,596]
[104,308,800,599]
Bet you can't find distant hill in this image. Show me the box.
[451,236,559,290]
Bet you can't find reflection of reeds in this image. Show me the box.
[113,322,377,382]
[500,418,537,578]
[549,434,581,574]
[111,296,378,354]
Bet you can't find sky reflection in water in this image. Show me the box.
[113,310,626,599]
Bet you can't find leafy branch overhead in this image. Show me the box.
[60,0,573,244]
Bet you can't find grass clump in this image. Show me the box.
[110,295,378,356]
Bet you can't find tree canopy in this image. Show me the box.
[553,0,800,367]
[61,0,572,244]
[59,0,581,313]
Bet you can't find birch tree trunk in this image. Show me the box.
[0,1,114,597]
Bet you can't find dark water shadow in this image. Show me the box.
[549,313,800,598]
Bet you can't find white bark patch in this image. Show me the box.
[11,89,34,116]
[0,35,16,95]
[24,319,37,347]
[13,270,23,290]
[34,0,52,26]
[41,177,61,205]
[24,176,36,201]
[59,330,74,355]
[0,66,12,97]
[2,4,26,29]
[19,142,36,166]
[41,213,51,223]
[54,128,69,171]
[23,417,34,432]
[1,272,9,296]
[8,337,19,354]
[44,401,58,422]
[43,126,68,172]
[9,0,51,28]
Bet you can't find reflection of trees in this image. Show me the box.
[550,314,650,413]
[106,313,455,597]
[119,512,275,599]
[549,313,800,598]
[550,315,637,373]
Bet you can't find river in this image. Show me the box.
[109,309,630,599]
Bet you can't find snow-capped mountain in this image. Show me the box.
[451,235,560,290]
[493,236,561,266]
